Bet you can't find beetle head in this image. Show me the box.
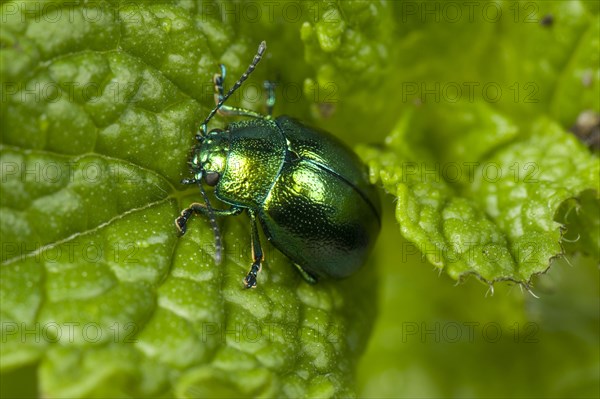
[191,128,229,187]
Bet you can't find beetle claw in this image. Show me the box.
[243,262,261,288]
[175,216,187,236]
[243,275,257,289]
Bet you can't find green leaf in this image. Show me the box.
[355,0,600,286]
[1,2,377,397]
[359,101,598,285]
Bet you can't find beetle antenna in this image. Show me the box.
[201,41,267,130]
[197,180,223,265]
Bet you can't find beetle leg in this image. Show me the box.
[175,203,242,236]
[244,210,263,288]
[212,64,265,119]
[264,80,276,117]
[214,100,264,119]
[293,263,318,285]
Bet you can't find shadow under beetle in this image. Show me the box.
[176,41,381,288]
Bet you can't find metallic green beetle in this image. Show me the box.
[176,42,381,288]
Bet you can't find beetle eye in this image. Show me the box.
[204,171,220,186]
